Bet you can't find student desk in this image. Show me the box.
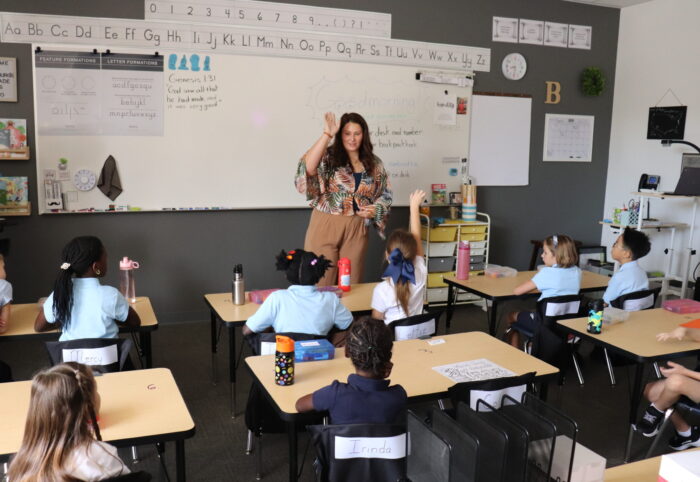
[0,368,195,482]
[245,331,559,482]
[443,270,611,335]
[558,308,700,462]
[0,297,159,368]
[605,446,700,481]
[204,282,378,417]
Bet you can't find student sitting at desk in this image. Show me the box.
[241,249,353,338]
[34,236,141,340]
[505,234,581,348]
[602,227,651,306]
[295,316,407,424]
[8,362,130,481]
[0,254,12,382]
[635,327,700,450]
[371,189,427,324]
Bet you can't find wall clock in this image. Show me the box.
[73,169,97,191]
[502,53,527,80]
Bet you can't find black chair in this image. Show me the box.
[605,287,662,385]
[507,295,585,385]
[244,331,327,480]
[387,311,442,341]
[406,410,453,482]
[645,397,700,458]
[44,338,133,374]
[308,423,407,482]
[103,471,152,482]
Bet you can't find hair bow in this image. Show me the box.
[382,248,416,285]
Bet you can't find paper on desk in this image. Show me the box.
[432,358,515,383]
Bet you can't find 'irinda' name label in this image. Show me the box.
[334,434,406,460]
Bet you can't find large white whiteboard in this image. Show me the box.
[34,48,474,212]
[468,94,531,186]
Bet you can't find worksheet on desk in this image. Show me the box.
[432,358,515,383]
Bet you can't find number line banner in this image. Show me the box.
[145,0,392,38]
[0,12,490,72]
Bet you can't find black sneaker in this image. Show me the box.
[634,405,665,437]
[669,426,700,451]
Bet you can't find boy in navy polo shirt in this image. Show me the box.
[295,316,407,424]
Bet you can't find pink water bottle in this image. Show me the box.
[119,257,140,303]
[456,241,470,280]
[338,257,351,292]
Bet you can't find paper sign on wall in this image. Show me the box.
[0,57,18,102]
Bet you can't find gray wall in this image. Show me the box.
[0,0,619,322]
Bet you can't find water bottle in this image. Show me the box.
[587,299,604,334]
[119,257,140,303]
[456,241,470,280]
[232,264,245,305]
[337,257,351,292]
[274,335,295,386]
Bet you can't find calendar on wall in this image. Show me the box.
[543,113,594,162]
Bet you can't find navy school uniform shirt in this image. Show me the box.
[312,373,407,424]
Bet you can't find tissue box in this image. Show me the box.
[295,339,335,363]
[662,299,700,314]
[659,451,700,482]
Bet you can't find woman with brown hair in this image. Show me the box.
[295,112,392,285]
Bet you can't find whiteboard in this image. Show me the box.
[468,94,531,186]
[34,48,474,213]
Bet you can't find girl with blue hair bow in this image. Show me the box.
[371,190,428,323]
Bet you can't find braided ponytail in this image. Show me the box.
[345,316,393,378]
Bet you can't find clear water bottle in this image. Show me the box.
[119,257,140,303]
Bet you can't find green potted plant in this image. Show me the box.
[581,67,605,96]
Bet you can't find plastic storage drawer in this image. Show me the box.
[470,248,486,256]
[428,257,455,273]
[422,241,457,257]
[470,241,487,249]
[427,272,454,288]
[421,226,457,242]
[470,255,485,264]
[460,233,486,242]
[460,225,488,235]
[469,262,485,271]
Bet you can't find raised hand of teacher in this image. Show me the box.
[324,112,340,137]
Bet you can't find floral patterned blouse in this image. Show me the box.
[295,152,393,238]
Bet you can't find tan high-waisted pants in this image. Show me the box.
[304,209,368,286]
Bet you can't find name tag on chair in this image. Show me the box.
[545,301,580,317]
[334,434,407,459]
[394,319,435,341]
[62,345,118,366]
[260,341,276,356]
[470,385,526,411]
[623,295,654,311]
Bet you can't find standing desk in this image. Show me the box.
[0,297,159,368]
[0,368,195,482]
[605,446,700,481]
[558,308,700,462]
[204,282,378,416]
[245,331,559,482]
[443,270,610,335]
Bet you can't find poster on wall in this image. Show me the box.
[0,57,18,102]
[543,114,594,162]
[492,17,519,43]
[568,24,592,50]
[544,22,569,48]
[519,19,544,45]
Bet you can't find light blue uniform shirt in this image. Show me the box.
[245,285,353,335]
[0,279,12,306]
[603,260,649,304]
[43,278,130,341]
[531,265,582,301]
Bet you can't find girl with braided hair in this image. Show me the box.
[35,236,140,340]
[8,362,130,481]
[242,249,352,337]
[295,316,407,424]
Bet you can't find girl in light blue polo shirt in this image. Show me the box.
[505,234,581,348]
[242,249,353,337]
[35,236,141,341]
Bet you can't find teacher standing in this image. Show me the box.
[295,112,392,286]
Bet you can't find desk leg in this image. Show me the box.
[287,420,298,482]
[539,380,549,402]
[140,332,153,368]
[210,309,219,385]
[446,284,455,333]
[175,440,186,482]
[624,362,645,462]
[229,324,237,418]
[487,300,498,336]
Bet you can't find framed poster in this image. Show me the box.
[0,57,18,102]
